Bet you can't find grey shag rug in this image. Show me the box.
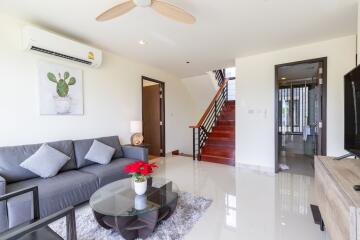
[49,192,212,240]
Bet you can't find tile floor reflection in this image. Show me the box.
[153,156,329,240]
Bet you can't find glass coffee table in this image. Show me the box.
[89,177,179,240]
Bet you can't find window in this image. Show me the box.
[224,67,236,78]
[279,86,308,134]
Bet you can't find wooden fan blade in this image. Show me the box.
[151,0,196,24]
[96,1,136,21]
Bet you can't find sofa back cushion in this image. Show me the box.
[73,136,123,169]
[0,140,76,183]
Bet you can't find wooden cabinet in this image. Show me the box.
[315,156,360,240]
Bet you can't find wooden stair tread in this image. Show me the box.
[212,126,235,131]
[207,136,235,141]
[202,150,234,158]
[201,154,234,161]
[200,156,235,166]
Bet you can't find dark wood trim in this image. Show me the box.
[274,57,328,173]
[190,79,229,128]
[172,150,179,155]
[141,76,166,157]
[171,150,192,158]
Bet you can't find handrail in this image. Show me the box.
[190,79,229,128]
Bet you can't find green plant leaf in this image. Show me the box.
[64,72,70,80]
[68,77,76,86]
[47,73,57,83]
[56,79,69,97]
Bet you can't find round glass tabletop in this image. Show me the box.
[89,177,179,217]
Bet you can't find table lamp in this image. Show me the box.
[130,121,144,146]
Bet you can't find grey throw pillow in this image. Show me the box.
[85,140,115,165]
[20,144,70,178]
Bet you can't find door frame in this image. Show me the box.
[141,76,166,157]
[274,57,327,173]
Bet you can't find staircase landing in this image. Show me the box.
[200,101,235,166]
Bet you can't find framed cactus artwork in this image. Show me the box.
[38,61,83,115]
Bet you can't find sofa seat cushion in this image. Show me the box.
[79,158,137,187]
[6,171,99,218]
[0,140,77,183]
[74,136,123,169]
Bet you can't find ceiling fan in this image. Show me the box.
[96,0,196,24]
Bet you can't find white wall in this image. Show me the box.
[236,35,356,172]
[0,14,197,154]
[182,73,218,120]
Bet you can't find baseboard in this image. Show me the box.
[236,162,275,175]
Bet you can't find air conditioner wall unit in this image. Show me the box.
[23,26,102,68]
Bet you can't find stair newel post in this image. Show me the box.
[193,128,196,160]
[198,128,201,160]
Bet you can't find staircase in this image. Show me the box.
[190,77,236,166]
[200,101,235,166]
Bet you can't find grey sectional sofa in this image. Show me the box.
[0,136,148,233]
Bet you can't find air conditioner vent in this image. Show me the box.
[23,26,102,67]
[30,46,92,65]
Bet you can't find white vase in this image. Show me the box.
[134,194,147,210]
[134,179,147,195]
[53,96,71,114]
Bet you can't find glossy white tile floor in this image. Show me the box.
[152,156,329,240]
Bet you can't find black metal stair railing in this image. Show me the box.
[213,69,225,86]
[190,80,229,160]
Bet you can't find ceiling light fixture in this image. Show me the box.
[281,77,287,80]
[139,40,146,45]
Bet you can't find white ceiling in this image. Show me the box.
[0,0,357,78]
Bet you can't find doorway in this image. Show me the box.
[142,76,165,158]
[275,58,327,175]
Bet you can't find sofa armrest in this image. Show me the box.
[0,206,76,240]
[0,175,5,196]
[0,175,7,233]
[122,146,148,162]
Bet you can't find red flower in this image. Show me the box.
[123,161,157,177]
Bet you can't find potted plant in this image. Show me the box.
[47,72,76,114]
[124,161,157,195]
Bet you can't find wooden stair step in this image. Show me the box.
[201,146,234,158]
[200,155,235,166]
[219,116,235,121]
[206,138,235,147]
[209,131,235,138]
[220,113,234,116]
[217,120,235,126]
[212,126,235,131]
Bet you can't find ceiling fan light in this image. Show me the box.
[133,0,151,7]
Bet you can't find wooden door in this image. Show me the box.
[143,84,161,156]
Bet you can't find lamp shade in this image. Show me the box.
[130,121,142,133]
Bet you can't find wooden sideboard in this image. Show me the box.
[315,156,360,240]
